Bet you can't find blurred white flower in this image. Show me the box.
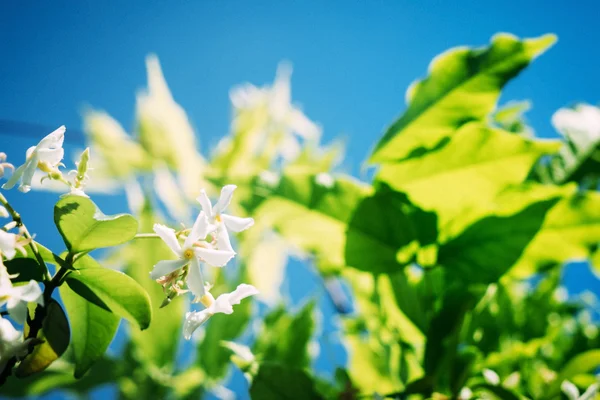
[562,380,599,400]
[0,316,32,372]
[150,214,234,298]
[3,126,65,193]
[0,153,14,180]
[552,104,600,141]
[153,164,190,223]
[0,207,7,219]
[183,284,258,339]
[315,172,334,188]
[197,185,254,252]
[0,265,43,325]
[483,369,500,385]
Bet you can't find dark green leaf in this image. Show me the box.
[250,363,324,400]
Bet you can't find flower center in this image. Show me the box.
[183,249,194,260]
[200,293,215,307]
[37,161,54,173]
[215,214,222,223]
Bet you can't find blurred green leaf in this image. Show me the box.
[250,363,324,400]
[376,122,560,226]
[492,100,533,136]
[253,302,315,368]
[65,255,152,330]
[59,279,120,378]
[54,195,138,253]
[124,200,184,369]
[16,301,70,377]
[370,33,555,163]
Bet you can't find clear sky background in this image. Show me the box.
[1,1,599,398]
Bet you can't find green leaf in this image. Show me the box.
[472,383,521,400]
[124,200,185,369]
[59,283,120,378]
[376,122,560,227]
[253,302,315,368]
[65,255,152,330]
[543,350,600,400]
[438,196,560,284]
[370,33,556,163]
[250,363,324,400]
[16,301,70,377]
[492,100,533,136]
[248,171,371,274]
[345,186,438,273]
[54,195,138,253]
[5,242,65,283]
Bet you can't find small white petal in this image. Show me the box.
[7,300,29,325]
[196,190,213,219]
[2,163,26,190]
[215,225,234,253]
[187,257,206,298]
[149,259,187,280]
[315,173,334,188]
[226,284,259,306]
[222,214,254,233]
[13,280,43,304]
[561,380,580,400]
[153,224,182,256]
[211,294,234,315]
[580,383,599,400]
[214,185,236,215]
[19,156,39,192]
[37,147,64,166]
[483,369,500,386]
[184,212,211,249]
[0,206,9,218]
[194,248,235,267]
[37,126,66,149]
[183,309,212,340]
[0,317,21,343]
[0,230,17,260]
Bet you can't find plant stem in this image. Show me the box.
[0,192,50,281]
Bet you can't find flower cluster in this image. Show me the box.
[150,185,258,339]
[0,216,43,372]
[2,126,92,198]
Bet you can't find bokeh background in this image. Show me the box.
[1,2,599,399]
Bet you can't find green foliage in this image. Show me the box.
[250,363,324,400]
[54,195,138,254]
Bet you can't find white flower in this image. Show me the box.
[197,185,254,252]
[0,316,31,372]
[0,267,43,325]
[562,380,599,400]
[482,369,500,386]
[315,172,334,188]
[183,284,258,339]
[150,213,235,298]
[0,207,7,219]
[552,104,600,142]
[0,231,18,260]
[2,126,65,193]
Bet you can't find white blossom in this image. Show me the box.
[315,172,334,188]
[183,284,259,339]
[0,316,31,372]
[562,380,599,400]
[2,126,65,193]
[150,212,235,298]
[483,369,500,386]
[0,266,43,325]
[197,185,254,252]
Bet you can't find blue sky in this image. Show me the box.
[1,1,599,398]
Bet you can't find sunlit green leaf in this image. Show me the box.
[65,255,152,330]
[371,33,555,162]
[16,301,70,377]
[59,281,120,378]
[54,195,138,253]
[376,122,560,226]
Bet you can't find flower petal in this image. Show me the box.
[0,317,21,343]
[37,147,64,166]
[37,126,66,149]
[211,295,235,315]
[194,247,235,267]
[153,223,182,256]
[2,163,26,190]
[183,309,212,340]
[216,225,234,253]
[149,259,187,280]
[19,156,39,193]
[0,230,17,260]
[214,185,236,215]
[13,280,43,304]
[186,257,206,298]
[222,214,254,233]
[184,212,210,249]
[8,300,29,325]
[227,284,259,306]
[196,189,213,219]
